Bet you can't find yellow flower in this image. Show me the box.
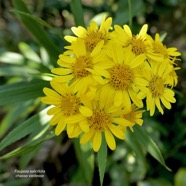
[137,62,176,116]
[41,80,90,137]
[167,66,180,87]
[80,90,127,152]
[122,104,145,131]
[149,33,181,64]
[98,44,145,108]
[110,24,161,61]
[65,17,112,52]
[51,39,111,93]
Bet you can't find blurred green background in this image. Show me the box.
[0,0,186,186]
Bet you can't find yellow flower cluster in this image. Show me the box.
[41,17,181,152]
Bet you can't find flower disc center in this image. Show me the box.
[109,64,134,90]
[60,94,80,116]
[72,56,92,78]
[131,37,146,55]
[85,31,105,52]
[149,75,165,97]
[88,109,111,131]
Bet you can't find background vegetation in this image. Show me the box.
[0,0,186,186]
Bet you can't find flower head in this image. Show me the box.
[41,19,181,152]
[149,33,181,64]
[137,62,176,116]
[41,80,88,137]
[51,39,111,93]
[79,90,127,152]
[65,17,112,52]
[111,24,162,62]
[98,44,145,108]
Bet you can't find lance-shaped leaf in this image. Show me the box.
[97,135,107,186]
[12,0,61,66]
[73,139,94,185]
[133,125,171,171]
[0,107,51,151]
[0,79,49,106]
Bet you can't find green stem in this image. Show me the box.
[128,0,132,27]
[70,0,85,27]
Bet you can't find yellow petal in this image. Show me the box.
[112,118,132,126]
[108,124,125,140]
[149,98,155,116]
[155,98,164,115]
[136,119,143,125]
[51,68,72,75]
[114,90,123,106]
[50,112,62,126]
[79,106,93,117]
[124,25,132,38]
[164,89,176,103]
[130,54,146,68]
[64,35,77,42]
[128,89,143,108]
[43,88,61,98]
[52,75,74,83]
[41,97,60,105]
[93,131,102,152]
[80,131,94,144]
[122,90,131,108]
[66,114,85,124]
[139,24,148,38]
[50,81,68,95]
[55,118,66,136]
[160,97,171,109]
[79,121,90,132]
[47,106,59,115]
[105,129,116,150]
[71,26,87,37]
[91,40,104,56]
[68,125,82,138]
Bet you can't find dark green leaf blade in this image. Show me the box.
[0,131,54,159]
[73,139,94,185]
[126,128,147,180]
[0,107,50,151]
[133,125,171,171]
[0,79,49,106]
[70,0,85,27]
[97,135,107,186]
[12,0,61,66]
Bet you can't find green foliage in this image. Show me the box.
[12,0,61,66]
[97,135,107,186]
[73,139,94,185]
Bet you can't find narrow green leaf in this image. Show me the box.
[160,32,167,42]
[12,0,61,66]
[70,0,85,27]
[0,51,24,65]
[0,131,54,159]
[0,100,35,138]
[0,79,49,106]
[0,107,50,151]
[126,128,147,180]
[18,42,42,63]
[11,10,65,42]
[0,66,38,76]
[73,139,94,185]
[97,135,107,186]
[19,146,40,169]
[0,143,42,160]
[133,125,171,171]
